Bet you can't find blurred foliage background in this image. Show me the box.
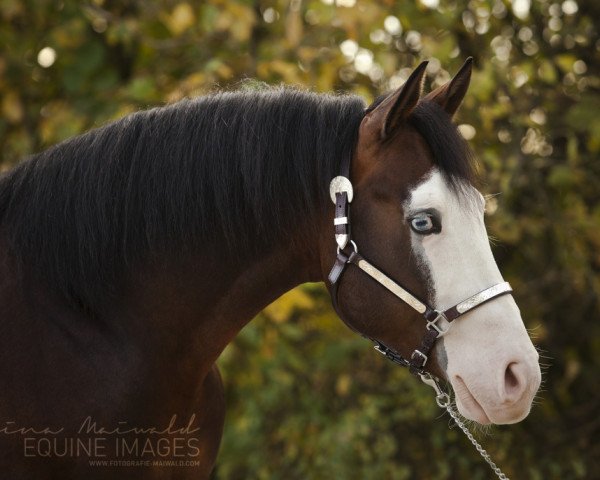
[1,0,599,478]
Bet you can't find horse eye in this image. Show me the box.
[409,213,439,235]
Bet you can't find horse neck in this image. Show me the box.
[107,213,328,375]
[0,203,328,408]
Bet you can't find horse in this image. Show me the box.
[0,59,541,479]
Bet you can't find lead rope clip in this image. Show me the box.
[419,374,510,480]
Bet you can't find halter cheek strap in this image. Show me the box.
[328,175,513,376]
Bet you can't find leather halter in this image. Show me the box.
[327,155,513,376]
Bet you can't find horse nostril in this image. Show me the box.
[503,362,525,402]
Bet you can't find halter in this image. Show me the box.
[329,240,512,374]
[327,154,514,480]
[327,168,512,376]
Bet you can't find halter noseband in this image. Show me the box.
[327,158,513,376]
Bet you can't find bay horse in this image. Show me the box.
[0,59,540,479]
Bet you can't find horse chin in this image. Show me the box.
[451,375,535,425]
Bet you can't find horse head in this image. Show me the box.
[321,60,541,425]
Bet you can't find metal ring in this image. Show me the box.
[336,240,358,255]
[436,393,451,408]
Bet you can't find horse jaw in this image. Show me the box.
[405,170,541,425]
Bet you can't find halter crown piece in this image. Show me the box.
[327,154,513,480]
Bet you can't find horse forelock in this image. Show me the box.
[366,92,479,196]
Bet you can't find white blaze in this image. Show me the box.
[405,169,540,424]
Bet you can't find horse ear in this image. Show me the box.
[368,61,428,140]
[424,57,473,117]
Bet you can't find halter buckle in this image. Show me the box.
[411,349,428,367]
[426,311,451,337]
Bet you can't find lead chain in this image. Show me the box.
[444,403,509,480]
[421,374,510,480]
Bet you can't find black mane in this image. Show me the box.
[0,86,476,313]
[0,87,365,311]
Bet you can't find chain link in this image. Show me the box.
[420,374,510,480]
[444,403,509,480]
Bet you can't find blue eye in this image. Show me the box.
[409,212,440,234]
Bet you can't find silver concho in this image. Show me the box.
[329,176,354,204]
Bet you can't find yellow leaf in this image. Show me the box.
[167,3,195,36]
[555,54,576,73]
[2,91,23,124]
[336,374,352,396]
[264,287,314,323]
